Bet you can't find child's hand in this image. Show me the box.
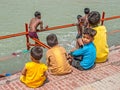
[67,54,72,59]
[45,25,48,30]
[74,21,81,26]
[67,54,73,65]
[74,22,79,26]
[70,48,77,52]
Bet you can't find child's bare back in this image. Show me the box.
[29,18,43,32]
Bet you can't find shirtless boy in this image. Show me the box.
[82,8,90,28]
[29,11,47,39]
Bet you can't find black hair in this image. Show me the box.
[88,11,101,26]
[46,33,58,47]
[77,15,82,19]
[30,46,43,60]
[84,8,90,14]
[83,28,97,37]
[34,11,41,17]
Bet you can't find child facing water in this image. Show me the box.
[75,8,90,48]
[88,11,109,63]
[46,33,72,75]
[29,11,48,45]
[20,46,48,88]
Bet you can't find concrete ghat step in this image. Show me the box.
[0,46,120,90]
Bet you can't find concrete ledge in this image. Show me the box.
[0,46,120,90]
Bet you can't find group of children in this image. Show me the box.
[20,9,109,88]
[71,8,109,70]
[0,8,109,88]
[20,33,72,88]
[19,11,73,88]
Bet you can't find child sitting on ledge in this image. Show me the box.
[70,28,97,70]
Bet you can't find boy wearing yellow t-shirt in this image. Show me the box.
[88,11,109,63]
[20,46,48,88]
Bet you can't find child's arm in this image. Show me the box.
[44,71,48,78]
[44,65,48,78]
[21,66,27,76]
[77,38,84,46]
[39,21,48,31]
[70,48,77,52]
[39,21,44,30]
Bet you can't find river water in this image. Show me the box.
[0,0,120,73]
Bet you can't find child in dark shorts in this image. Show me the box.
[70,28,97,70]
[29,32,39,39]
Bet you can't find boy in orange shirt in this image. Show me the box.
[46,33,72,75]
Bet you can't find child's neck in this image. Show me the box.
[91,24,99,28]
[32,58,40,63]
[33,60,40,63]
[53,44,58,47]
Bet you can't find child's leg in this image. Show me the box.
[87,63,96,70]
[71,57,84,71]
[71,59,81,68]
[74,56,82,61]
[29,32,39,44]
[77,66,84,71]
[78,63,96,71]
[44,78,49,84]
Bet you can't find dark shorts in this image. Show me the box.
[76,34,82,39]
[29,32,38,39]
[72,57,83,70]
[72,57,96,71]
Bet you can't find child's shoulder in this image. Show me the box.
[93,25,107,31]
[40,62,47,65]
[53,45,65,50]
[40,63,48,70]
[84,42,94,48]
[26,61,32,64]
[94,25,106,28]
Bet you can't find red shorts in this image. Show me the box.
[29,32,38,39]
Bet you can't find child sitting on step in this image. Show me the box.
[20,46,48,88]
[46,33,72,75]
[88,11,109,63]
[70,28,97,70]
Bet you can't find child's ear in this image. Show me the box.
[91,37,94,41]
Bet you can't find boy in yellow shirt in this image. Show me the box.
[46,33,72,75]
[88,11,109,63]
[20,46,48,88]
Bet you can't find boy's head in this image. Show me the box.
[77,15,82,20]
[77,15,83,23]
[82,28,97,44]
[46,33,58,47]
[34,11,41,19]
[88,11,101,26]
[84,8,90,14]
[30,46,43,60]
